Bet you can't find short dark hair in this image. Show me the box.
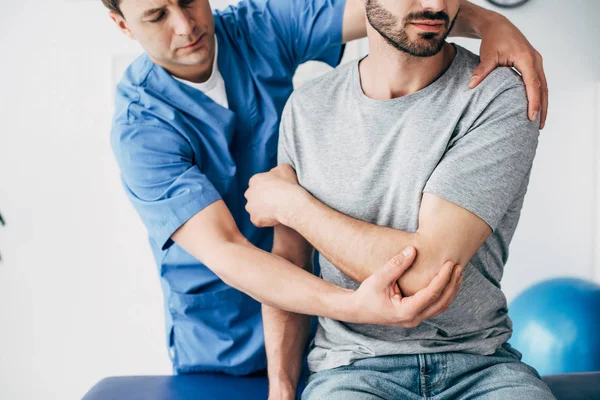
[102,0,123,17]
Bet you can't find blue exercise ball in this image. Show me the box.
[508,278,600,376]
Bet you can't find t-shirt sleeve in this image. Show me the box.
[249,0,346,69]
[277,99,297,168]
[423,85,540,231]
[111,123,222,250]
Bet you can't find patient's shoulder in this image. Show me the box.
[288,60,357,108]
[456,45,527,100]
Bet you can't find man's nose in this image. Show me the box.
[172,8,196,36]
[419,0,446,12]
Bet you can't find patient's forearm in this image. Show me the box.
[264,227,313,395]
[264,304,310,397]
[281,192,439,296]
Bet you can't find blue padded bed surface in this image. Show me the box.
[82,372,600,400]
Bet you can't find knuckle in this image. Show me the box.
[390,256,403,266]
[406,319,420,329]
[524,53,536,64]
[528,77,542,89]
[536,51,543,62]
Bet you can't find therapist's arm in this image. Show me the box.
[341,0,547,128]
[245,165,482,298]
[171,199,459,324]
[171,200,341,316]
[264,225,313,400]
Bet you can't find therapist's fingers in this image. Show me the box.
[470,50,548,129]
[398,261,454,318]
[370,247,417,296]
[468,59,497,89]
[515,55,544,124]
[419,264,463,321]
[537,57,549,130]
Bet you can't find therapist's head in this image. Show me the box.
[365,0,460,57]
[104,0,215,82]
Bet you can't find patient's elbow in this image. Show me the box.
[396,233,456,297]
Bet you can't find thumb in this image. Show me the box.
[371,247,417,288]
[469,59,497,89]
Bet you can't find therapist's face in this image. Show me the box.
[111,0,215,80]
[365,0,460,57]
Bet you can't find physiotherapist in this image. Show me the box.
[104,0,549,377]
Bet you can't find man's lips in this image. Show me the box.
[410,20,446,32]
[180,34,204,50]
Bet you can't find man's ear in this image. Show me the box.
[109,11,135,40]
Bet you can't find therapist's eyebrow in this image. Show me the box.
[141,7,164,18]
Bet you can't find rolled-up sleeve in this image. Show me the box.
[111,123,222,250]
[277,99,297,168]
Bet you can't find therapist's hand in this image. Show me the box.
[244,164,303,227]
[351,247,463,327]
[471,14,548,129]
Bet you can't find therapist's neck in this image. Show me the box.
[359,27,455,100]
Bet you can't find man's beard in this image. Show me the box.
[365,0,458,58]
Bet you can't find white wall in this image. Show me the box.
[596,82,600,280]
[0,1,598,399]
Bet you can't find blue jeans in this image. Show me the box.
[302,344,555,399]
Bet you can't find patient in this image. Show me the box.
[244,0,555,399]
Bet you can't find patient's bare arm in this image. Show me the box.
[244,165,489,299]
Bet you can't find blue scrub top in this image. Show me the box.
[111,0,345,375]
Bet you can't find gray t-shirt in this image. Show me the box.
[277,45,540,372]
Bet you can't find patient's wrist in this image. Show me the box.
[268,375,297,399]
